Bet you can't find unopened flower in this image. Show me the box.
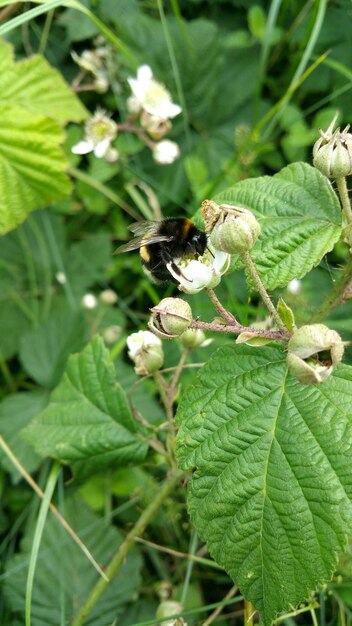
[55,271,67,285]
[82,293,98,310]
[287,278,302,295]
[127,329,164,375]
[72,109,118,162]
[179,328,212,349]
[71,48,109,92]
[151,298,192,337]
[100,289,118,305]
[128,65,182,120]
[313,114,352,178]
[202,200,260,254]
[287,323,344,384]
[140,110,172,140]
[152,140,180,165]
[166,245,231,294]
[103,325,121,344]
[156,600,187,626]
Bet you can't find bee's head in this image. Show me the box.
[187,230,208,257]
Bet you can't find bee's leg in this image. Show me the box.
[161,250,193,283]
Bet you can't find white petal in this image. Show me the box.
[94,138,111,158]
[162,102,182,119]
[137,65,153,82]
[71,139,94,155]
[167,260,213,294]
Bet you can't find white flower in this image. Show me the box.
[127,330,162,360]
[82,293,98,309]
[55,271,67,284]
[127,65,182,120]
[287,278,302,295]
[152,140,180,165]
[72,109,118,162]
[71,49,109,92]
[167,246,231,294]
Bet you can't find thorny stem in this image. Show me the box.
[206,288,237,323]
[191,319,290,341]
[241,251,287,331]
[153,370,177,467]
[311,255,352,322]
[71,469,184,626]
[336,176,352,225]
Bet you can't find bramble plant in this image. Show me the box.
[1,3,352,626]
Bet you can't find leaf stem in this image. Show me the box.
[71,470,184,626]
[336,176,352,225]
[311,255,352,322]
[241,251,286,331]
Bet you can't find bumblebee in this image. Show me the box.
[115,218,208,283]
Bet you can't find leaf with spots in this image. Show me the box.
[176,344,352,625]
[215,162,342,289]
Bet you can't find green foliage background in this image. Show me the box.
[1,1,352,625]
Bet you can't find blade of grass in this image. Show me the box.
[25,461,60,626]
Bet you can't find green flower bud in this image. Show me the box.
[313,115,352,178]
[202,200,260,254]
[134,344,164,376]
[287,323,344,385]
[156,600,186,626]
[179,328,207,348]
[151,297,192,337]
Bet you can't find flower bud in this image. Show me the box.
[179,328,207,348]
[102,325,121,344]
[151,298,192,337]
[202,200,260,254]
[152,140,180,165]
[313,115,352,178]
[127,330,164,375]
[156,600,187,626]
[99,289,118,305]
[287,323,344,384]
[140,110,171,140]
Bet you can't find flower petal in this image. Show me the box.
[94,138,111,158]
[71,139,94,155]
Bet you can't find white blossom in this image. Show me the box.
[72,109,118,162]
[152,140,180,165]
[167,246,231,294]
[287,278,302,295]
[127,330,162,360]
[127,65,182,120]
[82,293,98,310]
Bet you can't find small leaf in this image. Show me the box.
[236,332,273,346]
[24,336,148,477]
[176,344,352,625]
[4,497,142,626]
[215,162,342,289]
[277,297,296,332]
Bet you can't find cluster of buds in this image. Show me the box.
[313,114,352,178]
[127,65,181,165]
[287,323,344,385]
[71,43,111,93]
[127,330,164,376]
[202,199,261,255]
[72,108,119,162]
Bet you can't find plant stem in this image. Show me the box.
[336,176,352,224]
[312,255,352,322]
[206,288,237,323]
[241,251,286,331]
[190,319,290,341]
[71,470,184,626]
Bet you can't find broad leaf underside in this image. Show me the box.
[176,345,352,625]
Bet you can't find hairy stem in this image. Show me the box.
[71,470,184,626]
[241,251,286,331]
[190,319,290,341]
[312,255,352,322]
[336,176,352,225]
[206,288,237,324]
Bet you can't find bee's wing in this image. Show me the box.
[128,221,160,235]
[114,233,172,254]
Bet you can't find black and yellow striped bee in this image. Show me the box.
[115,218,208,283]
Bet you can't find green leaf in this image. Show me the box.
[0,104,71,233]
[176,344,352,625]
[24,336,148,477]
[215,162,342,289]
[277,297,296,332]
[4,497,142,626]
[0,54,87,124]
[0,392,47,482]
[19,310,87,388]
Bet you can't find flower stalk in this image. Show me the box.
[336,176,352,225]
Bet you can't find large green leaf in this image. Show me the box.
[4,497,142,626]
[24,336,148,477]
[0,105,71,233]
[176,344,352,625]
[0,392,47,482]
[215,162,342,289]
